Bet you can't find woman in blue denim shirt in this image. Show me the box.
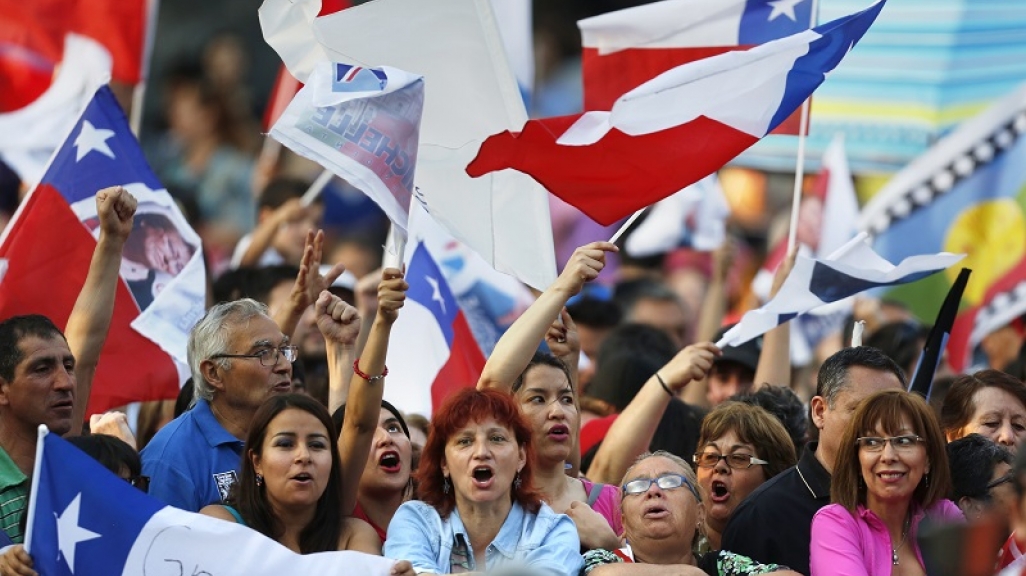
[384,388,583,576]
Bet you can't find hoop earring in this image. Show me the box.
[443,477,450,494]
[255,473,264,487]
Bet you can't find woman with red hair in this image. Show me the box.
[383,388,582,576]
[477,242,626,550]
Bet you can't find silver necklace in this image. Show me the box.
[891,515,911,565]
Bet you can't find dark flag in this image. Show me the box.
[908,267,971,398]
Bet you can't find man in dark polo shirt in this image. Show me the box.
[721,346,905,575]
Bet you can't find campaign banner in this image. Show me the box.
[271,61,424,234]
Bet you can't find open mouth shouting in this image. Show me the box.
[710,480,730,504]
[290,472,314,486]
[379,450,402,474]
[547,424,570,442]
[472,466,496,489]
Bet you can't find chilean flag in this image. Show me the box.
[0,0,147,96]
[0,86,189,415]
[384,242,486,416]
[0,1,62,112]
[26,430,398,576]
[467,0,884,226]
[580,0,812,134]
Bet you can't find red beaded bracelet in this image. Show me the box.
[353,359,388,382]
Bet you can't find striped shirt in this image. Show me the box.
[0,446,28,543]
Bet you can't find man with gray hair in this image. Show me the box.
[142,293,359,511]
[720,346,905,576]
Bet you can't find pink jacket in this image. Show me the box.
[809,499,963,576]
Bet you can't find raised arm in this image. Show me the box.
[680,241,733,408]
[477,242,617,392]
[326,269,407,515]
[273,229,346,340]
[752,249,796,390]
[352,269,382,360]
[546,308,583,475]
[65,186,137,434]
[586,342,719,485]
[236,198,306,267]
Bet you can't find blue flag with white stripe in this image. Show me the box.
[25,429,398,576]
[717,235,963,348]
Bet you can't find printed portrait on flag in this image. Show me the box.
[72,184,201,310]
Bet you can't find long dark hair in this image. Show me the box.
[231,394,343,553]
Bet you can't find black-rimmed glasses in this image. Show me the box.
[622,473,701,501]
[211,345,298,367]
[693,452,768,470]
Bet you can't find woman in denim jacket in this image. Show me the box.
[384,388,583,576]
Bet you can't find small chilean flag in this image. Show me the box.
[384,242,486,416]
[468,1,884,226]
[580,0,812,134]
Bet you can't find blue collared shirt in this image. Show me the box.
[141,399,245,512]
[384,500,582,576]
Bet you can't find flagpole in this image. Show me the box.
[608,208,646,244]
[785,0,821,254]
[851,320,865,346]
[130,0,162,136]
[383,224,407,270]
[301,169,333,207]
[23,425,49,555]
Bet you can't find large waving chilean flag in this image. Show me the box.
[467,0,885,226]
[580,0,812,134]
[384,242,486,416]
[0,86,196,414]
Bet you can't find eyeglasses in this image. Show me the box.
[693,452,768,470]
[126,475,150,493]
[986,474,1013,491]
[855,435,924,452]
[622,473,701,501]
[211,345,298,367]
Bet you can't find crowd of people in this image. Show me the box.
[0,176,1022,576]
[0,35,1023,576]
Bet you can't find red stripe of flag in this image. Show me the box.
[0,186,179,413]
[429,313,486,413]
